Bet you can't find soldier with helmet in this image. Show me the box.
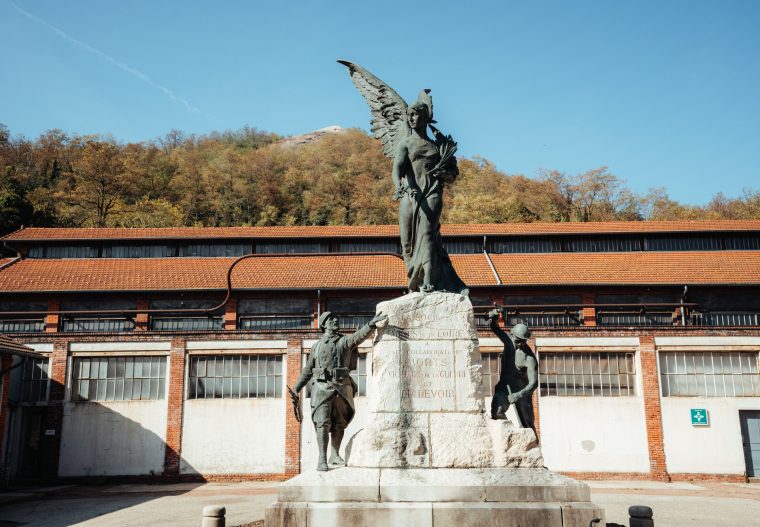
[290,310,387,471]
[487,309,538,436]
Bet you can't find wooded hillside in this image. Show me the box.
[1,123,758,236]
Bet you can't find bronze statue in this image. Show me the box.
[339,61,468,295]
[290,310,387,471]
[487,309,538,435]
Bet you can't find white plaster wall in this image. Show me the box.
[181,398,285,474]
[301,397,371,470]
[661,397,760,474]
[539,397,650,472]
[59,401,167,476]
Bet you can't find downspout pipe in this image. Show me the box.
[681,285,688,326]
[482,235,502,285]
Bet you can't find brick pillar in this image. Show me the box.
[639,335,669,481]
[164,337,186,475]
[45,299,60,333]
[224,298,237,331]
[0,355,13,481]
[41,340,68,477]
[581,292,596,326]
[284,337,302,476]
[529,336,540,443]
[135,299,149,331]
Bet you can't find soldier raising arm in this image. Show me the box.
[291,311,387,471]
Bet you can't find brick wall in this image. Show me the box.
[284,337,302,476]
[135,299,149,331]
[582,291,596,326]
[224,298,238,331]
[639,335,670,481]
[45,299,60,333]
[163,337,186,475]
[0,355,12,482]
[41,339,68,478]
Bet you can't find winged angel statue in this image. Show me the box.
[339,61,468,295]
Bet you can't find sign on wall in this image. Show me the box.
[690,408,709,426]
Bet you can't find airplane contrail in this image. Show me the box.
[10,2,210,118]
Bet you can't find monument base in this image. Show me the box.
[265,467,605,527]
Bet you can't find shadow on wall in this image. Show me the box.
[3,371,206,526]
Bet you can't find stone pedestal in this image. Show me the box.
[266,293,605,526]
[347,292,542,469]
[265,468,604,527]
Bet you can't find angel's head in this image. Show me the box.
[407,90,434,131]
[407,104,430,131]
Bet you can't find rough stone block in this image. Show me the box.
[429,413,493,467]
[482,469,590,502]
[307,502,433,527]
[432,502,564,527]
[561,503,606,527]
[277,468,379,502]
[346,413,430,467]
[264,502,307,527]
[379,468,485,502]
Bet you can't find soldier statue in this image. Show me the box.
[487,309,538,436]
[290,310,387,471]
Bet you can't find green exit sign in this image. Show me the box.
[691,408,709,426]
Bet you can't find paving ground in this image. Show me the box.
[0,479,759,526]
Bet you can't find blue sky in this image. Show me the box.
[1,0,758,205]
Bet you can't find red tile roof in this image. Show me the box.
[4,220,760,241]
[0,335,37,356]
[0,252,757,293]
[490,252,760,286]
[0,255,408,292]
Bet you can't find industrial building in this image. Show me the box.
[0,220,759,483]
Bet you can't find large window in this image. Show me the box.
[691,312,760,327]
[0,302,48,334]
[188,355,283,399]
[481,352,502,396]
[0,318,45,333]
[659,351,760,397]
[103,245,177,258]
[149,299,223,331]
[303,353,368,397]
[596,311,673,326]
[338,240,400,253]
[256,242,328,254]
[539,352,637,397]
[60,300,136,333]
[490,238,560,254]
[238,298,312,330]
[566,237,641,252]
[72,356,167,401]
[325,297,380,329]
[20,357,49,403]
[181,243,252,257]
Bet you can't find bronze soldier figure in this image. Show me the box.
[291,310,387,471]
[488,309,538,436]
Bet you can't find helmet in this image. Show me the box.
[510,323,531,340]
[318,311,337,329]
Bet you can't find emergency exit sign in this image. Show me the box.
[691,408,709,426]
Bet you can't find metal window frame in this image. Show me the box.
[659,351,760,397]
[538,351,637,397]
[187,354,284,400]
[71,356,167,402]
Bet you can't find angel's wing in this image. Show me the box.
[338,60,410,158]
